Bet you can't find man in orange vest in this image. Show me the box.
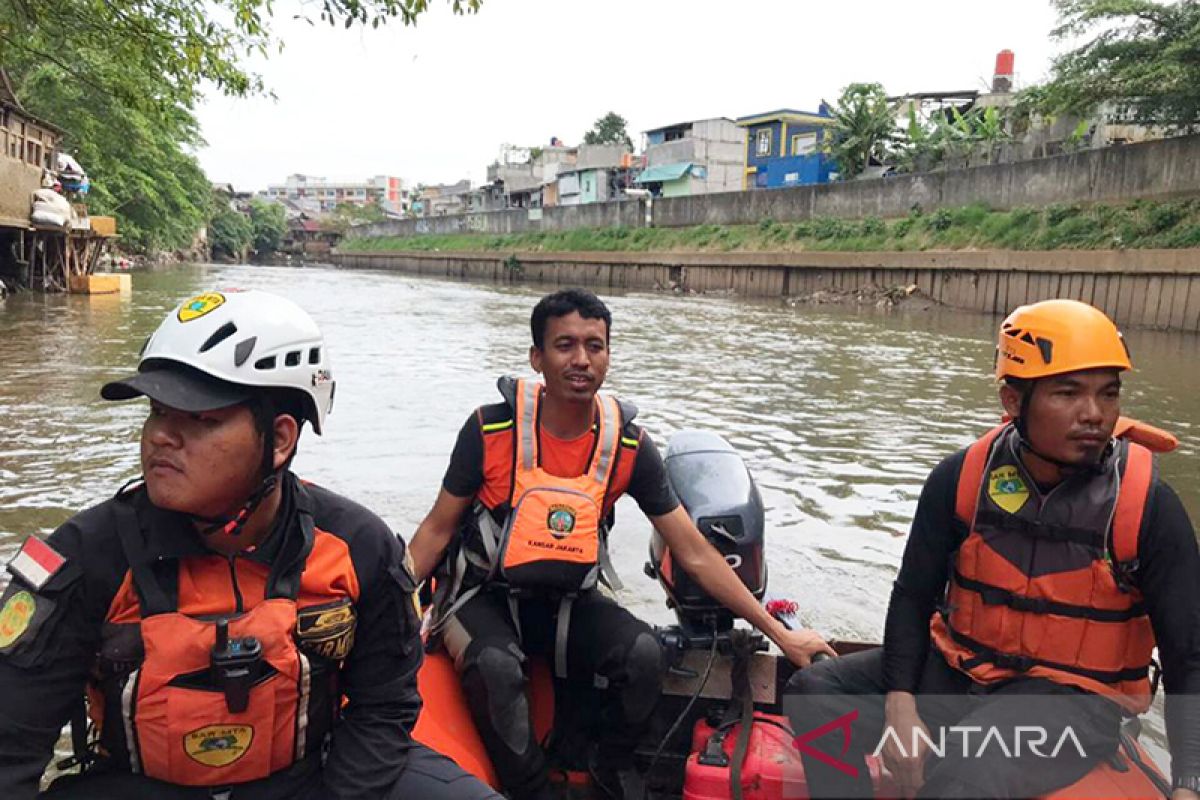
[0,290,500,800]
[410,288,834,800]
[788,299,1200,798]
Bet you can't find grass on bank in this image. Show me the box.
[340,199,1200,255]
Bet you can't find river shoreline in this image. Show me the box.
[332,248,1200,332]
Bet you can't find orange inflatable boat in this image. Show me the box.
[413,430,1172,799]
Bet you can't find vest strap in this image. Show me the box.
[952,569,1146,622]
[947,625,1151,685]
[1112,443,1154,566]
[516,379,539,473]
[597,537,623,592]
[956,425,1006,523]
[554,594,574,679]
[973,508,1107,549]
[113,496,174,617]
[590,393,621,488]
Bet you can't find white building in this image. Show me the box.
[265,174,408,214]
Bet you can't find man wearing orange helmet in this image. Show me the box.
[788,299,1200,799]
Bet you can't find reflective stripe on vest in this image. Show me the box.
[497,378,622,592]
[930,424,1156,714]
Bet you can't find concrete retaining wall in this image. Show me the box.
[355,200,644,239]
[333,249,1200,333]
[353,135,1200,241]
[654,134,1200,226]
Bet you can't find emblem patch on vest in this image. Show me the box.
[184,724,254,767]
[547,504,577,538]
[0,590,36,648]
[177,292,225,323]
[988,465,1030,514]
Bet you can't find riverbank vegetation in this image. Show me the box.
[209,197,287,261]
[341,199,1200,255]
[821,0,1200,180]
[0,0,477,254]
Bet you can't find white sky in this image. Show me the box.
[196,0,1064,191]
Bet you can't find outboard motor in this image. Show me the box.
[648,430,767,638]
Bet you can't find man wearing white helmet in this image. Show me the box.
[0,290,500,800]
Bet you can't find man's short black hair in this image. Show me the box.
[530,288,612,349]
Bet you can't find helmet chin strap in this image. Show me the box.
[193,396,280,539]
[193,473,278,539]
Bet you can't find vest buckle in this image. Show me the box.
[1008,595,1050,614]
[1112,558,1140,593]
[993,652,1034,673]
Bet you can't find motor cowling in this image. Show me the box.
[648,431,767,632]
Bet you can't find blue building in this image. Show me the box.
[736,106,836,189]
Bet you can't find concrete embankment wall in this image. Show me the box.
[355,135,1200,240]
[333,249,1200,333]
[358,200,645,238]
[654,134,1200,227]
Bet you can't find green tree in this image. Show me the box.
[0,1,481,111]
[327,201,388,231]
[822,83,897,179]
[897,104,1012,173]
[249,198,287,257]
[897,107,938,174]
[11,53,211,252]
[583,112,633,150]
[1040,0,1200,130]
[209,205,253,261]
[0,0,478,252]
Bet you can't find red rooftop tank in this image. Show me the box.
[995,49,1015,77]
[993,50,1015,92]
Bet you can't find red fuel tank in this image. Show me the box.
[683,714,895,800]
[682,713,1166,800]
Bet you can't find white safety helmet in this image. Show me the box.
[102,289,334,434]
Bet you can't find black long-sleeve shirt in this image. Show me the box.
[883,448,1200,781]
[0,474,423,800]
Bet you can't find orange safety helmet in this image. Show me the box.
[995,299,1132,381]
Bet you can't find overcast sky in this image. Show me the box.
[196,0,1065,191]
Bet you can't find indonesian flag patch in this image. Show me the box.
[7,536,67,591]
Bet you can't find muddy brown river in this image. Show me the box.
[2,262,1197,771]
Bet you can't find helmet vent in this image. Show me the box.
[1019,331,1036,345]
[308,347,321,365]
[285,350,302,367]
[254,356,277,371]
[200,322,238,354]
[1036,337,1054,364]
[233,336,257,367]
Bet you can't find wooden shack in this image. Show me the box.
[0,69,115,293]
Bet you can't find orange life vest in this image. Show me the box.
[1114,416,1178,453]
[88,489,345,785]
[930,424,1157,714]
[429,378,626,677]
[495,377,624,591]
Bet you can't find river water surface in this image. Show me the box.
[2,263,1198,769]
